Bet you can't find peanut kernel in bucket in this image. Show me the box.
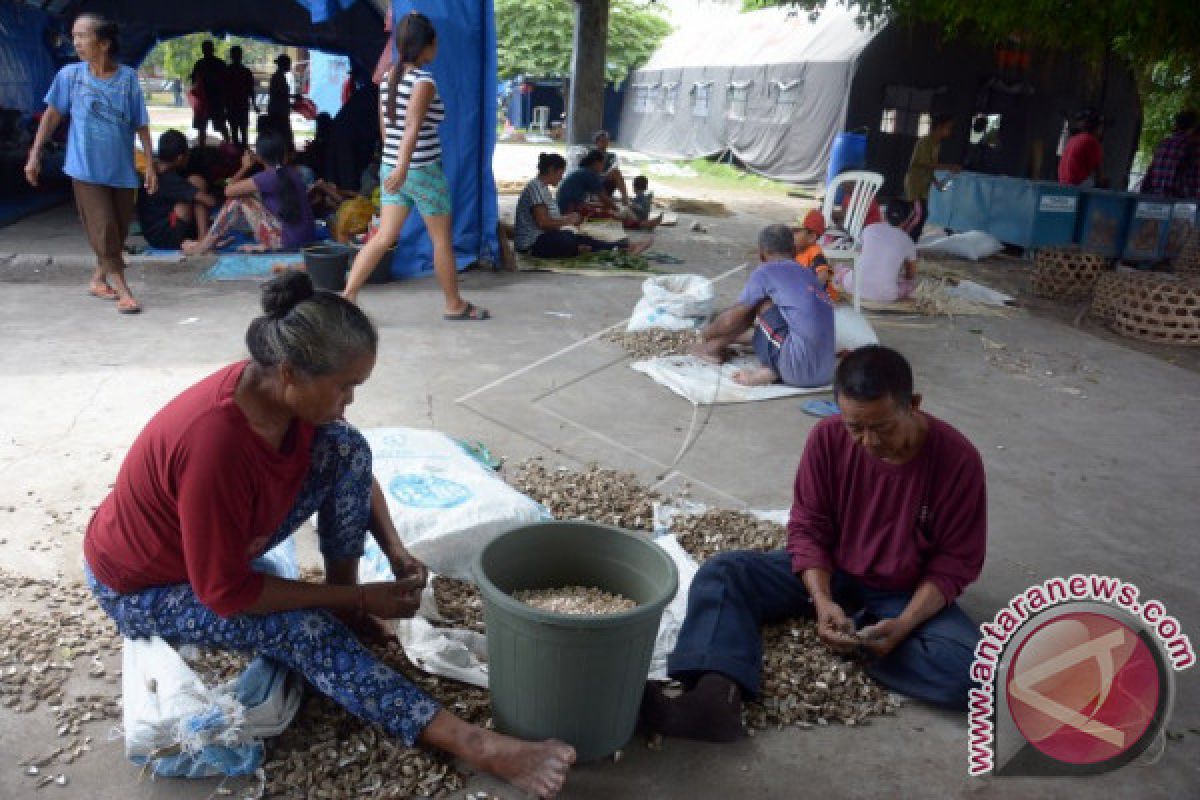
[513,586,637,615]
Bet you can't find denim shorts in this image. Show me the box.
[380,161,452,217]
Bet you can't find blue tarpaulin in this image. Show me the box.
[387,0,499,277]
[0,4,58,113]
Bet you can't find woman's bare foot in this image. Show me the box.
[471,729,575,799]
[421,712,575,799]
[181,238,208,256]
[733,366,779,386]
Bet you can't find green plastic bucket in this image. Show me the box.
[474,521,678,762]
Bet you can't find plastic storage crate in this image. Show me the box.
[1167,201,1199,262]
[1076,189,1135,258]
[988,178,1079,249]
[1123,199,1174,262]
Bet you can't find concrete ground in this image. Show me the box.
[0,151,1197,799]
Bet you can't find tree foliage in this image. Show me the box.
[141,34,279,81]
[741,1,1200,156]
[740,0,1200,65]
[495,0,671,83]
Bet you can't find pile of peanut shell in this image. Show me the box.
[604,329,700,360]
[506,460,658,531]
[1,570,123,792]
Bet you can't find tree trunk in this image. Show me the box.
[567,0,609,145]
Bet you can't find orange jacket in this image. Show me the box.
[795,244,839,301]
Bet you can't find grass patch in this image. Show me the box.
[651,156,800,198]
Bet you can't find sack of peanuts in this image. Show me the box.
[361,428,548,580]
[627,273,715,332]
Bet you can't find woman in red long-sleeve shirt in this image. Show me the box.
[83,271,574,798]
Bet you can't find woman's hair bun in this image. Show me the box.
[260,270,315,317]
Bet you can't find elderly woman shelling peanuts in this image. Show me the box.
[82,270,574,798]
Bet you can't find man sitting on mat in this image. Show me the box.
[691,224,835,388]
[137,129,217,250]
[642,345,986,741]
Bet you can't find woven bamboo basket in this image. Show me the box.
[1031,246,1109,300]
[1111,273,1200,345]
[1090,271,1143,324]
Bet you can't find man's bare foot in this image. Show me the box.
[733,366,779,386]
[628,240,653,256]
[471,729,575,799]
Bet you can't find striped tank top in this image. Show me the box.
[380,67,445,169]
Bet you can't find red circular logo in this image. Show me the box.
[1006,611,1161,766]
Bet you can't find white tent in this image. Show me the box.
[618,7,881,183]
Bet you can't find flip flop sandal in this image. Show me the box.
[116,297,142,315]
[88,285,118,300]
[443,302,490,321]
[801,399,840,418]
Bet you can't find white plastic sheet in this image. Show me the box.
[631,354,831,404]
[941,279,1014,306]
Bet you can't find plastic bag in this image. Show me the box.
[834,305,880,352]
[917,230,1004,261]
[331,197,375,243]
[120,540,303,778]
[362,428,549,580]
[626,274,715,332]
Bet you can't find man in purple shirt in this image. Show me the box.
[1142,110,1198,199]
[643,346,986,741]
[693,224,835,388]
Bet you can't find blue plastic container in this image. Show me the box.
[987,179,1079,249]
[825,132,868,188]
[1076,189,1135,258]
[1166,201,1199,261]
[1123,199,1175,261]
[927,171,989,233]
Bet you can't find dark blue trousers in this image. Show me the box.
[667,550,979,710]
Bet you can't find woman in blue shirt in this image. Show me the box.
[25,13,156,314]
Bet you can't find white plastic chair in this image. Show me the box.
[821,170,884,311]
[531,106,550,136]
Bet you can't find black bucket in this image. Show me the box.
[303,244,351,291]
[365,244,397,285]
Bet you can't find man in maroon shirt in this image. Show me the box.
[643,345,985,741]
[1058,109,1106,187]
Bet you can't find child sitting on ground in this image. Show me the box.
[625,175,663,230]
[136,129,217,250]
[793,209,838,301]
